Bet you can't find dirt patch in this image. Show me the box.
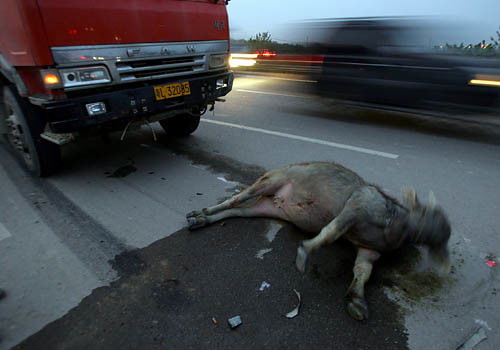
[374,246,452,305]
[106,164,137,178]
[162,136,267,186]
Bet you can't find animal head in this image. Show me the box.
[401,188,451,273]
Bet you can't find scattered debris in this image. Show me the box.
[161,177,166,181]
[480,252,496,259]
[216,176,238,186]
[457,327,487,350]
[285,289,302,319]
[220,222,226,227]
[486,260,497,267]
[474,319,492,331]
[255,248,273,260]
[227,315,242,329]
[479,253,498,267]
[265,221,282,242]
[211,317,218,324]
[107,164,137,178]
[152,320,159,325]
[259,281,271,291]
[148,171,155,175]
[196,193,203,196]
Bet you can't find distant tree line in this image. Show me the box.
[233,28,500,57]
[232,32,315,54]
[434,26,500,57]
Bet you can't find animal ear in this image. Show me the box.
[401,187,419,209]
[428,190,437,209]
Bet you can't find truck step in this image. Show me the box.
[40,131,75,145]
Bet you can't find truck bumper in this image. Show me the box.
[37,71,233,133]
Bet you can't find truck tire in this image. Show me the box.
[159,112,201,137]
[2,86,61,177]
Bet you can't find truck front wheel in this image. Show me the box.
[159,112,201,137]
[2,86,61,177]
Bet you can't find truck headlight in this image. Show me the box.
[209,54,229,69]
[59,66,112,88]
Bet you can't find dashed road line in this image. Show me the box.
[237,74,318,83]
[236,89,311,99]
[201,119,399,159]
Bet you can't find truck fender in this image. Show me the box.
[0,54,28,96]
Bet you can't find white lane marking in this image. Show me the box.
[236,89,310,99]
[201,119,399,159]
[0,221,12,241]
[237,74,318,83]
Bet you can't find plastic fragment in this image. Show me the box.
[211,317,218,324]
[256,248,273,260]
[285,289,302,319]
[486,260,498,267]
[259,281,271,291]
[228,315,242,329]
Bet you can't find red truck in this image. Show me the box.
[0,0,233,176]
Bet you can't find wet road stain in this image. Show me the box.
[106,164,137,178]
[14,220,411,350]
[375,246,453,305]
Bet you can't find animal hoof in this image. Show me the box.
[345,297,369,321]
[186,210,202,219]
[187,216,207,230]
[295,244,308,273]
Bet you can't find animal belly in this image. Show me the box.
[272,182,332,233]
[286,208,329,233]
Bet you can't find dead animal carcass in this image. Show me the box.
[187,162,451,321]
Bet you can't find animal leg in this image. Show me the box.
[187,173,286,219]
[187,197,285,229]
[295,212,354,273]
[345,247,380,321]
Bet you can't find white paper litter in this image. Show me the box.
[259,281,271,291]
[285,289,302,319]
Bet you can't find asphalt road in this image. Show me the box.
[1,74,499,349]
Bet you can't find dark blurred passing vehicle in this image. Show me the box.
[0,0,233,176]
[316,18,500,118]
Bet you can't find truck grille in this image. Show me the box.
[116,55,206,82]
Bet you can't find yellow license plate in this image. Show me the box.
[154,82,191,100]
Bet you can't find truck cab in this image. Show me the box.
[0,0,233,176]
